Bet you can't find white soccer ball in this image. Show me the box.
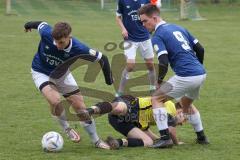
[41,131,64,152]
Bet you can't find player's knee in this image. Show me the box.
[50,100,63,116]
[145,61,154,71]
[126,63,135,72]
[127,67,134,72]
[142,137,153,147]
[147,65,155,71]
[111,103,127,115]
[49,98,61,108]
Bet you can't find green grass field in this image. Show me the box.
[0,0,240,160]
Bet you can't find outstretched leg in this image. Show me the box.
[66,93,110,149]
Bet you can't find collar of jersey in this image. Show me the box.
[155,20,166,31]
[53,38,72,53]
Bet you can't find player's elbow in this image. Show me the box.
[197,46,204,55]
[116,15,122,21]
[193,42,205,64]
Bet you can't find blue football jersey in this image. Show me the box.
[152,21,205,77]
[116,0,150,42]
[31,22,102,76]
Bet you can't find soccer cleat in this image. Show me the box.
[95,139,111,150]
[196,136,210,145]
[150,138,173,148]
[65,128,80,143]
[77,109,91,121]
[105,136,120,150]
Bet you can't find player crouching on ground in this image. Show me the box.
[80,95,201,149]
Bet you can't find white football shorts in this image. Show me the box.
[31,69,79,95]
[124,39,154,60]
[164,74,207,100]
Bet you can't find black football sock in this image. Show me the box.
[95,102,113,114]
[127,138,144,147]
[117,139,123,146]
[159,129,170,140]
[196,130,206,140]
[117,138,144,147]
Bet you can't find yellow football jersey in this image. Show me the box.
[137,97,176,130]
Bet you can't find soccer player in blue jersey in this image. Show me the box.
[24,21,113,149]
[115,0,156,96]
[138,4,209,148]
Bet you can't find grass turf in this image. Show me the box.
[0,0,240,159]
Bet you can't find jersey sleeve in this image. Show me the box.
[37,22,52,39]
[151,35,168,58]
[73,42,102,62]
[116,0,123,17]
[185,29,199,47]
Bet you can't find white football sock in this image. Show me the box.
[80,119,99,143]
[118,68,129,93]
[187,111,203,132]
[148,69,156,90]
[153,107,168,130]
[53,110,70,130]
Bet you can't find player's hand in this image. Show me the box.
[24,22,32,32]
[24,28,32,32]
[106,77,114,85]
[122,29,128,40]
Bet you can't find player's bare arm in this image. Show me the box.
[116,15,128,39]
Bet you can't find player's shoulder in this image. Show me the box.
[71,37,86,47]
[161,23,178,32]
[158,23,184,36]
[164,100,175,109]
[138,96,151,102]
[152,29,163,41]
[38,22,52,36]
[165,100,174,104]
[38,22,51,31]
[164,100,177,116]
[169,23,187,32]
[71,37,91,53]
[138,96,152,108]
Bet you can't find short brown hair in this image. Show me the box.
[52,22,72,40]
[175,102,183,109]
[138,4,160,17]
